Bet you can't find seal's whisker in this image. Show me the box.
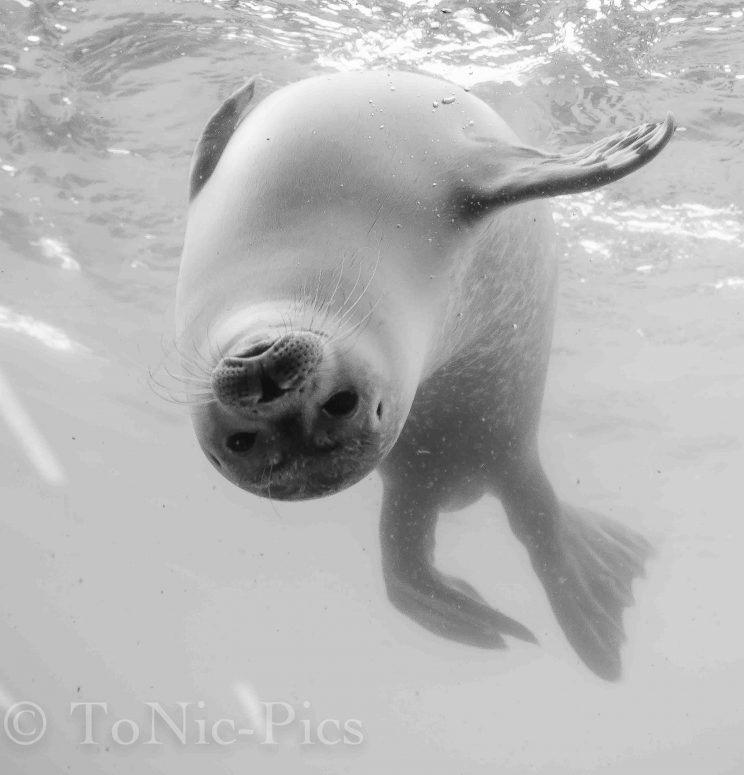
[147,365,216,405]
[317,252,355,325]
[319,267,338,324]
[329,311,378,362]
[174,351,214,386]
[148,356,210,396]
[299,275,309,308]
[175,350,209,372]
[163,393,217,407]
[296,277,310,329]
[198,331,222,371]
[333,243,382,331]
[201,316,230,366]
[330,307,374,348]
[311,300,378,376]
[174,359,213,383]
[309,268,324,329]
[260,462,283,518]
[329,286,383,347]
[367,201,384,235]
[267,465,282,517]
[152,335,212,394]
[149,353,211,406]
[192,322,216,365]
[146,365,185,404]
[176,371,213,393]
[310,269,324,331]
[279,311,293,340]
[326,252,348,311]
[180,377,213,391]
[335,252,364,323]
[170,332,211,369]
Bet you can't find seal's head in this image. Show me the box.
[176,72,443,500]
[191,308,404,500]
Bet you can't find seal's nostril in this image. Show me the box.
[236,341,273,358]
[226,432,257,453]
[208,452,222,469]
[322,390,358,418]
[376,401,383,419]
[259,374,285,402]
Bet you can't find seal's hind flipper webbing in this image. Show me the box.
[463,113,676,216]
[500,461,654,681]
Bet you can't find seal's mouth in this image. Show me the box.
[194,388,401,501]
[236,442,381,500]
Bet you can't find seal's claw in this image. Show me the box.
[379,485,536,649]
[384,568,537,649]
[564,112,676,174]
[464,111,676,213]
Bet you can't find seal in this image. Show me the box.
[176,70,675,679]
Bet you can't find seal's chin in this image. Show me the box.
[193,403,402,501]
[216,444,383,501]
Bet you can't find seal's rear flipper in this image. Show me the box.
[380,484,537,649]
[538,504,653,681]
[463,113,676,215]
[500,463,653,680]
[189,79,257,200]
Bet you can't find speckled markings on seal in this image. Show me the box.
[176,70,675,679]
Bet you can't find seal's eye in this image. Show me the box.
[322,390,358,418]
[226,432,257,453]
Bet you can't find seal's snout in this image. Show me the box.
[195,321,401,499]
[195,365,395,500]
[212,331,324,409]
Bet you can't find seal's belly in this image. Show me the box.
[400,199,558,469]
[431,198,557,374]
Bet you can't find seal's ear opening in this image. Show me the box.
[189,78,258,200]
[461,113,676,218]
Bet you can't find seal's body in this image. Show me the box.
[176,71,675,679]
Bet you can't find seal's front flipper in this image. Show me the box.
[380,484,537,649]
[499,460,653,680]
[189,79,257,200]
[464,113,676,214]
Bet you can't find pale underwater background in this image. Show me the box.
[1,0,743,772]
